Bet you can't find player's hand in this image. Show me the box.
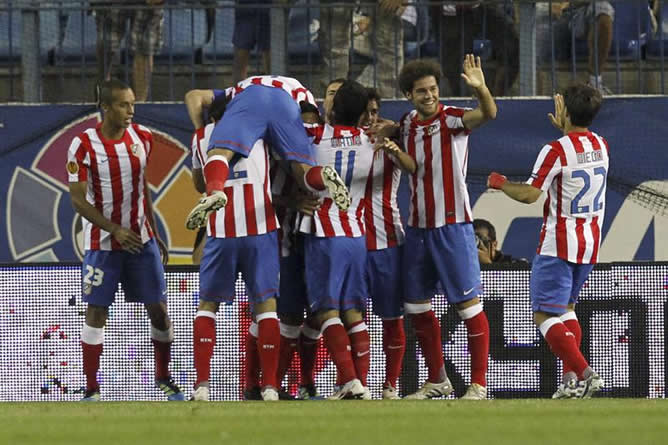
[379,0,403,14]
[366,120,398,143]
[156,237,169,265]
[548,94,566,132]
[293,192,321,216]
[477,244,493,265]
[487,172,507,190]
[377,137,401,156]
[111,225,143,254]
[461,54,486,91]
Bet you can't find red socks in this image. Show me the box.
[204,155,230,195]
[276,323,300,385]
[81,324,104,391]
[458,304,490,387]
[382,318,406,389]
[244,323,261,390]
[406,304,445,383]
[298,326,321,386]
[322,318,357,384]
[193,311,216,387]
[257,312,280,389]
[561,312,583,378]
[348,321,370,386]
[540,318,589,378]
[151,326,173,381]
[304,166,326,191]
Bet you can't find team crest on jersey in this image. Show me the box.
[83,284,92,296]
[424,123,440,137]
[130,144,140,156]
[66,161,79,174]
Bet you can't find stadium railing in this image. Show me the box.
[0,1,666,102]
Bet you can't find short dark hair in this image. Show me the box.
[96,79,131,108]
[331,80,369,126]
[399,59,442,94]
[473,218,496,242]
[208,93,229,123]
[366,87,381,103]
[563,83,603,127]
[326,78,347,90]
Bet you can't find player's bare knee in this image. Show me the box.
[197,301,219,313]
[85,305,108,328]
[209,148,235,161]
[341,309,363,327]
[254,298,277,315]
[315,309,339,326]
[145,302,170,330]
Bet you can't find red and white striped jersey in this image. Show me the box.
[364,149,405,250]
[191,123,278,238]
[297,124,374,238]
[66,123,154,251]
[400,104,473,228]
[216,75,317,109]
[527,131,609,264]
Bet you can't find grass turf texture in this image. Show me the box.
[2,399,667,444]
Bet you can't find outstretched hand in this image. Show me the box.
[548,94,566,132]
[460,54,486,90]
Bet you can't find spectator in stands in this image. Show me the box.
[319,0,404,98]
[232,0,271,83]
[360,87,381,127]
[473,218,527,264]
[93,0,164,101]
[431,1,519,96]
[551,2,614,94]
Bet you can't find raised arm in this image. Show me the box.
[461,54,498,130]
[185,89,216,129]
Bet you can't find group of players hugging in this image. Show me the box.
[66,54,609,402]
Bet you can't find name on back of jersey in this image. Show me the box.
[331,135,362,148]
[576,150,603,164]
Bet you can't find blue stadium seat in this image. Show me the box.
[158,6,208,61]
[58,10,97,63]
[287,0,320,64]
[562,1,651,61]
[647,5,668,58]
[0,9,22,62]
[201,3,235,62]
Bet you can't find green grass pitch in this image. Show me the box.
[2,399,667,445]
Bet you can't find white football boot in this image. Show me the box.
[461,383,487,400]
[185,191,227,230]
[328,379,365,400]
[403,378,454,400]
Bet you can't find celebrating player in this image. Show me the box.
[398,56,497,400]
[67,79,184,402]
[487,84,607,399]
[183,75,351,231]
[297,80,375,399]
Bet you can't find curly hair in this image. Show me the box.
[398,59,442,94]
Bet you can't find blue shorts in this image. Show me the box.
[233,6,270,51]
[367,246,403,319]
[278,236,308,317]
[303,235,368,313]
[210,85,316,165]
[530,254,594,315]
[81,239,166,307]
[199,232,279,304]
[403,224,483,304]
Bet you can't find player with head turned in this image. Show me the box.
[66,79,184,402]
[187,90,283,401]
[297,80,376,399]
[487,83,607,399]
[398,56,497,400]
[183,75,351,231]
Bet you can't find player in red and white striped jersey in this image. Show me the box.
[66,79,183,402]
[187,94,283,402]
[488,84,608,399]
[182,76,351,232]
[398,56,497,400]
[295,80,378,399]
[360,87,417,399]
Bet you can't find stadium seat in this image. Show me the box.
[200,3,235,62]
[55,10,97,63]
[404,6,430,60]
[287,0,320,64]
[159,6,208,61]
[0,9,22,62]
[647,5,668,58]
